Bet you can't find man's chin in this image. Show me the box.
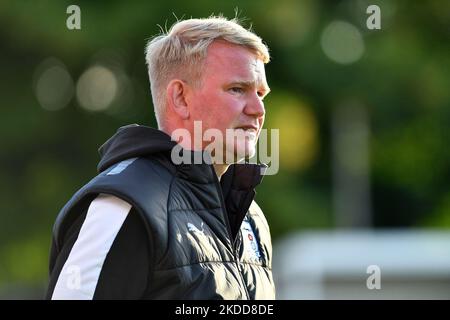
[231,145,256,164]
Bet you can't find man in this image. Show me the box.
[46,16,275,300]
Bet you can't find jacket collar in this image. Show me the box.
[220,163,267,239]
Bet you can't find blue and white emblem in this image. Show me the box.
[241,217,261,261]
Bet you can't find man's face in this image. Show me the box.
[188,41,270,163]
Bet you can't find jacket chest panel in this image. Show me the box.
[159,209,235,268]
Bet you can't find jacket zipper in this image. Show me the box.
[211,166,251,300]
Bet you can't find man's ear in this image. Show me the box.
[166,79,190,120]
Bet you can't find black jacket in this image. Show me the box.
[46,124,275,299]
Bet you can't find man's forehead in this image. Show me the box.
[205,42,267,81]
[249,59,266,78]
[207,41,264,68]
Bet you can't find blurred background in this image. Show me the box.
[0,0,449,299]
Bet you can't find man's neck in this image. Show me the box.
[162,125,232,180]
[213,164,230,180]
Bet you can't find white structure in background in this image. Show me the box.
[273,230,450,299]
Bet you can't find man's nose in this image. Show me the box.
[244,92,265,118]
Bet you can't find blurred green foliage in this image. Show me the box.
[0,0,449,294]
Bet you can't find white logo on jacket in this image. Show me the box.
[187,222,205,236]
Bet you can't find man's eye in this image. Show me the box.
[229,87,244,94]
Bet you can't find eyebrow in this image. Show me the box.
[229,80,271,95]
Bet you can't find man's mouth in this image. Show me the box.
[234,126,258,139]
[235,125,258,132]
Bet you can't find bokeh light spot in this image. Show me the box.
[321,20,365,65]
[76,65,118,111]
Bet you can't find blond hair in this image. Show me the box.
[145,16,270,128]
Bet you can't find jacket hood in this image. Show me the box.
[97,124,176,172]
